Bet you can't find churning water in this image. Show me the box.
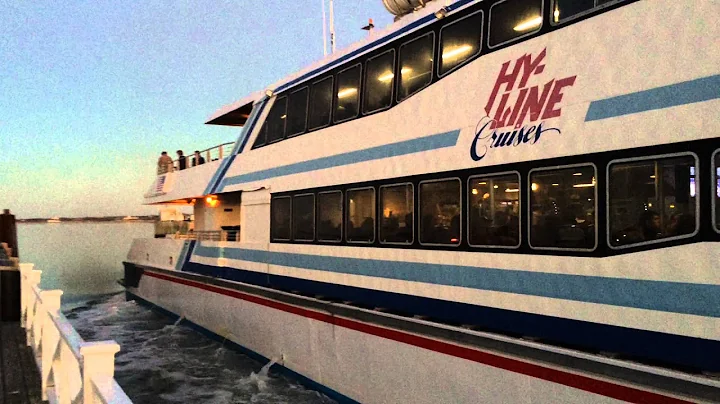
[18,222,336,404]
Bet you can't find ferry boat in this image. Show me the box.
[124,0,720,402]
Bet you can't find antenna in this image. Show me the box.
[321,0,328,56]
[329,0,336,53]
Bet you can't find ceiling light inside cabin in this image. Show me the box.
[505,188,519,193]
[442,44,473,61]
[513,16,542,32]
[400,67,413,75]
[553,7,560,22]
[377,72,394,82]
[531,183,539,191]
[337,88,358,99]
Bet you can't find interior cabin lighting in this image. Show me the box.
[505,188,519,193]
[337,88,358,99]
[472,188,478,195]
[573,172,583,176]
[552,183,559,186]
[513,16,542,32]
[573,183,595,188]
[280,114,287,119]
[400,67,413,75]
[531,183,539,191]
[377,72,395,82]
[478,182,487,185]
[442,44,473,61]
[553,7,560,22]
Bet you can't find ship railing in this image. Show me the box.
[170,142,234,171]
[173,230,240,242]
[19,263,133,404]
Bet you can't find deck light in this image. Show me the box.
[442,44,473,61]
[513,16,542,32]
[377,72,395,82]
[337,88,358,98]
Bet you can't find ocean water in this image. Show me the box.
[17,222,336,404]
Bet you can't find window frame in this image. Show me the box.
[467,170,521,249]
[316,190,344,243]
[286,86,310,138]
[271,195,292,242]
[488,0,544,49]
[379,182,415,246]
[437,9,484,78]
[265,95,288,145]
[307,75,335,131]
[396,31,436,103]
[551,0,628,26]
[363,49,397,115]
[418,177,462,247]
[345,186,376,244]
[334,63,363,124]
[528,162,598,252]
[713,149,720,235]
[292,193,315,242]
[605,152,700,250]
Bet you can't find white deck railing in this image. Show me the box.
[19,263,133,404]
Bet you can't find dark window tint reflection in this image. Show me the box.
[420,179,461,245]
[317,191,342,241]
[293,194,314,241]
[440,12,482,76]
[398,33,434,101]
[308,77,334,130]
[489,0,542,47]
[271,197,291,241]
[335,65,361,122]
[468,174,520,247]
[364,50,395,113]
[380,184,413,244]
[287,88,309,137]
[346,188,375,243]
[265,96,287,144]
[530,166,596,250]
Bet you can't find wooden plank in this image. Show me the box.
[12,324,42,404]
[1,323,31,404]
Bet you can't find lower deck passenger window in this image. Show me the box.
[380,184,413,244]
[293,194,315,241]
[419,179,461,245]
[271,196,291,241]
[317,191,342,241]
[346,188,375,243]
[609,155,698,247]
[530,165,596,250]
[468,173,520,247]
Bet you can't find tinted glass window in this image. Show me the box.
[293,194,314,241]
[317,191,342,241]
[380,184,413,244]
[308,77,334,130]
[335,65,361,122]
[439,12,483,76]
[530,165,596,250]
[346,188,375,243]
[364,50,395,113]
[271,196,291,241]
[468,174,520,247]
[609,156,697,247]
[287,87,309,137]
[553,0,618,23]
[398,33,434,101]
[420,179,461,245]
[489,0,542,47]
[264,96,288,144]
[715,151,720,232]
[251,125,267,149]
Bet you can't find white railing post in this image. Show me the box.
[40,290,63,401]
[218,145,223,160]
[19,263,35,327]
[80,341,121,404]
[27,269,43,346]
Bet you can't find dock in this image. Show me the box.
[0,322,42,404]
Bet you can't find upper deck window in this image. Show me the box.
[287,87,309,137]
[608,154,698,248]
[335,64,362,123]
[552,0,619,24]
[308,76,334,130]
[439,11,483,77]
[398,33,434,102]
[265,96,288,144]
[364,50,395,114]
[489,0,542,48]
[419,178,461,246]
[530,164,597,251]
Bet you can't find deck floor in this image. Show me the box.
[0,322,42,404]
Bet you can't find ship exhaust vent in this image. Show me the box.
[382,0,437,18]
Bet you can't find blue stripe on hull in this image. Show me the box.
[125,289,359,404]
[220,129,461,189]
[192,245,720,318]
[137,261,720,372]
[585,74,720,121]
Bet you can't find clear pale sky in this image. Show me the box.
[0,0,393,219]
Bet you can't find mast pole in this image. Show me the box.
[321,0,328,56]
[329,0,336,53]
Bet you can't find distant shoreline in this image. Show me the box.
[18,216,158,224]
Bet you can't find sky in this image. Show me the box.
[0,0,394,219]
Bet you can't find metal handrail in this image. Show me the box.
[172,142,234,170]
[171,230,241,242]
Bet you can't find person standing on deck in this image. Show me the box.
[177,150,187,170]
[192,150,205,167]
[157,151,174,174]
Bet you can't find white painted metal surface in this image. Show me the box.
[19,263,132,404]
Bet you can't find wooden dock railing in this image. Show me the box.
[19,263,133,404]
